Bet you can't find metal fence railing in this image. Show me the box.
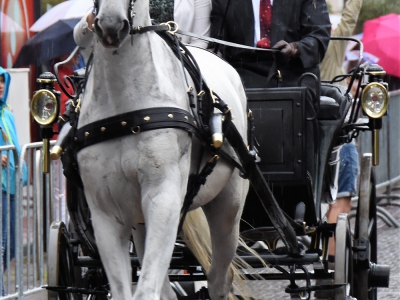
[0,141,68,300]
[351,90,400,228]
[358,89,400,186]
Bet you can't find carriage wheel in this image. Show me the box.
[334,213,353,300]
[48,221,82,300]
[353,154,378,300]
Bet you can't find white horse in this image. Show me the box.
[75,0,253,299]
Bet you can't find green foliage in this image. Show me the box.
[41,0,65,15]
[149,0,174,23]
[355,0,400,33]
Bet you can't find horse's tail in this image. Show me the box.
[182,208,267,300]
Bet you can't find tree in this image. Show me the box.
[355,0,400,33]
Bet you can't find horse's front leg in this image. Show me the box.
[132,225,178,300]
[133,131,190,300]
[88,203,133,300]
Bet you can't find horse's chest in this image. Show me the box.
[77,130,192,186]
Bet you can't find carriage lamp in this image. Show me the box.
[31,72,60,173]
[361,82,389,119]
[361,65,389,166]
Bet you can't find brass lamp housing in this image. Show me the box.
[361,82,389,119]
[31,89,59,126]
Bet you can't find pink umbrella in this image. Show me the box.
[30,0,93,32]
[363,13,400,77]
[1,11,24,32]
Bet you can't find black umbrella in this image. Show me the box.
[14,18,80,67]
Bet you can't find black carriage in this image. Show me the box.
[30,37,390,300]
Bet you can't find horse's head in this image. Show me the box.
[93,0,135,48]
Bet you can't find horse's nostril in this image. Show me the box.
[120,19,130,36]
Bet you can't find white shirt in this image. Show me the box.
[252,0,273,46]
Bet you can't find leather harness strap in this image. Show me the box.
[176,29,280,54]
[223,119,302,256]
[74,107,200,152]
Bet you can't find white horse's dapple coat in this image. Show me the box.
[75,0,251,299]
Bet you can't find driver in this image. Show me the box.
[210,0,331,91]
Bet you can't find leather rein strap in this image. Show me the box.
[176,29,280,54]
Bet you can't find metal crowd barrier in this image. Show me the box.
[0,141,68,300]
[357,89,400,227]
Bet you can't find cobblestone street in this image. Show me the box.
[243,202,400,300]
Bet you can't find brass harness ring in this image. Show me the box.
[131,126,141,134]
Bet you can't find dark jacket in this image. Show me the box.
[211,0,331,88]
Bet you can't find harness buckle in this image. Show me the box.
[209,89,217,104]
[161,21,179,35]
[74,98,81,113]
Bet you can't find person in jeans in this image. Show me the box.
[320,0,363,269]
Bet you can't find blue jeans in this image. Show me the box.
[337,143,359,198]
[1,191,15,296]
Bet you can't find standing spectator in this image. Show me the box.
[0,67,26,296]
[316,0,363,298]
[174,0,211,48]
[320,0,363,83]
[319,0,363,269]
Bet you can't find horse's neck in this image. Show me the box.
[80,32,189,126]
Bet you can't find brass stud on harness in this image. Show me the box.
[85,132,90,137]
[184,116,189,120]
[101,127,106,132]
[144,116,150,121]
[168,114,173,118]
[121,121,127,126]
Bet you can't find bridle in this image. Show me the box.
[92,0,137,34]
[91,0,177,40]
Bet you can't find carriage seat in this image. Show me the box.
[318,84,350,120]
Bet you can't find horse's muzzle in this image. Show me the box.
[94,17,130,48]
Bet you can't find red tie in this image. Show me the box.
[256,0,272,48]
